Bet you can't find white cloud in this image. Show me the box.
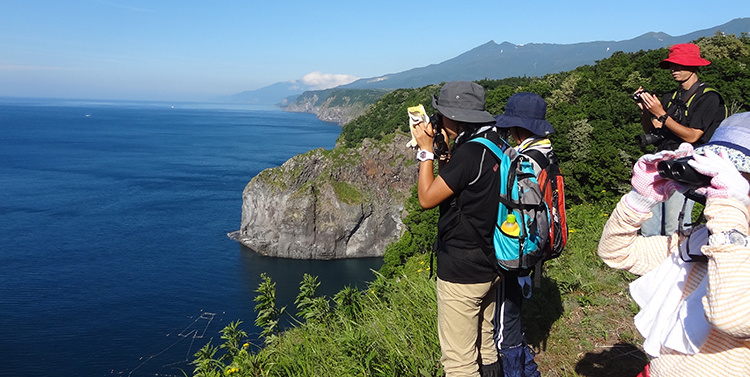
[300,71,358,90]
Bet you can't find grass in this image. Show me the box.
[331,180,364,205]
[191,201,649,377]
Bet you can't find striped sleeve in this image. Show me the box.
[701,198,750,339]
[598,195,678,276]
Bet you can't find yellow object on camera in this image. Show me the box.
[406,104,427,148]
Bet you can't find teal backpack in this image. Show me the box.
[460,137,551,272]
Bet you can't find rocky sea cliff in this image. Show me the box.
[231,133,418,259]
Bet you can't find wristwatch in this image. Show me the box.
[657,114,669,126]
[417,149,434,162]
[708,229,750,247]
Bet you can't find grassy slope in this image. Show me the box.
[190,199,646,377]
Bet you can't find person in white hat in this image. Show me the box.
[598,112,750,376]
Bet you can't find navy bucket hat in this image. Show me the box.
[494,92,555,136]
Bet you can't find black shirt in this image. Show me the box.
[435,131,502,284]
[656,82,724,151]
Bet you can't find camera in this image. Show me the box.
[429,113,442,131]
[634,130,665,148]
[657,156,712,188]
[633,90,651,102]
[429,113,448,158]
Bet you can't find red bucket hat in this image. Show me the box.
[659,43,711,68]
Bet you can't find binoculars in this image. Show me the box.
[657,156,712,188]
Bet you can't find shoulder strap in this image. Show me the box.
[456,137,506,276]
[522,149,550,170]
[667,82,703,109]
[689,86,727,118]
[469,137,505,160]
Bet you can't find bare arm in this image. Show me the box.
[639,91,704,143]
[413,121,454,209]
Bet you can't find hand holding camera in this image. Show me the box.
[633,87,654,111]
[633,87,661,112]
[407,106,449,159]
[633,89,651,104]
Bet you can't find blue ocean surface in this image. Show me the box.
[0,98,383,377]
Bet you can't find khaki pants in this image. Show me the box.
[437,277,499,377]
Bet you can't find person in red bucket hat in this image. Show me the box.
[632,43,727,238]
[658,43,712,68]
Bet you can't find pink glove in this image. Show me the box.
[689,149,750,206]
[631,143,693,202]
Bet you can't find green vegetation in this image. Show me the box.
[331,180,364,205]
[294,88,392,108]
[191,33,750,376]
[340,86,441,148]
[341,32,750,204]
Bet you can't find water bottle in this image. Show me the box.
[501,214,520,237]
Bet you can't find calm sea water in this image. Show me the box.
[0,98,382,377]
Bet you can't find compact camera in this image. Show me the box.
[632,90,651,103]
[657,156,712,188]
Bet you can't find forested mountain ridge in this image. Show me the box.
[227,18,749,107]
[342,32,750,203]
[342,17,750,89]
[285,19,749,124]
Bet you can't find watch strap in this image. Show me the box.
[417,149,434,161]
[657,114,669,125]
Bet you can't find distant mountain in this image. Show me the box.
[220,81,317,105]
[225,18,749,105]
[341,17,750,89]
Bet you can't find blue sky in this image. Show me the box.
[1,0,747,101]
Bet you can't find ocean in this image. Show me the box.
[0,98,383,377]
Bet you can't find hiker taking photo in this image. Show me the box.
[598,112,750,376]
[411,81,503,377]
[634,43,726,237]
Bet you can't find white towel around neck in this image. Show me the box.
[629,227,711,357]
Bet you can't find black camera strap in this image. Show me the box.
[677,190,707,239]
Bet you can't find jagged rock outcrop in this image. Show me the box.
[232,133,418,259]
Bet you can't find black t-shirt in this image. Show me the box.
[435,131,502,284]
[656,83,724,151]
